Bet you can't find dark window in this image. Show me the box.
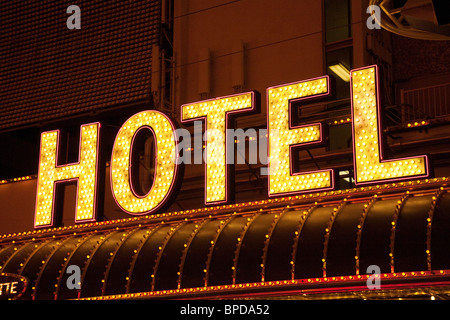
[326,46,352,99]
[324,0,351,43]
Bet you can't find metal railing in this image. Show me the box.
[401,83,450,122]
[386,83,450,126]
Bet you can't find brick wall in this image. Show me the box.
[0,1,161,131]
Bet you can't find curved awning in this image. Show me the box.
[2,178,450,300]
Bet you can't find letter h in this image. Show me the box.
[34,123,100,228]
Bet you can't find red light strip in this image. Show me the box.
[3,176,450,242]
[80,269,450,300]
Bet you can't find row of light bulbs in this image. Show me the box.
[267,77,333,196]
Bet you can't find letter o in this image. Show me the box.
[110,110,181,214]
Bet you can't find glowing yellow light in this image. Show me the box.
[181,92,256,204]
[328,63,350,82]
[351,65,429,184]
[110,110,179,214]
[34,123,100,228]
[267,77,334,196]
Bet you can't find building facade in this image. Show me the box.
[1,0,450,300]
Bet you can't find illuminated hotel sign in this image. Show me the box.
[34,65,430,229]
